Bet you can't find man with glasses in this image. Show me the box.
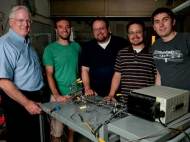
[0,5,47,142]
[105,20,156,101]
[81,17,128,97]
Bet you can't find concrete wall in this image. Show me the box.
[71,19,153,47]
[51,0,166,17]
[0,0,54,59]
[0,0,17,35]
[184,16,190,32]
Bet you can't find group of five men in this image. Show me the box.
[0,5,189,142]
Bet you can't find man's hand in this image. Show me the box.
[84,87,96,96]
[54,95,70,102]
[104,95,116,102]
[24,100,42,115]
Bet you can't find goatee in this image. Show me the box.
[59,35,70,40]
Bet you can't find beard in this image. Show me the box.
[96,33,110,43]
[59,34,70,40]
[131,40,144,46]
[96,36,107,42]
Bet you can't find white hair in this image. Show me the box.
[9,5,31,19]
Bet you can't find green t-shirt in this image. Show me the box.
[43,41,81,95]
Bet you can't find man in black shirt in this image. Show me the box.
[81,17,128,97]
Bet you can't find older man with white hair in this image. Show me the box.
[0,5,47,142]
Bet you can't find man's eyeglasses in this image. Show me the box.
[11,18,32,24]
[93,27,107,32]
[128,31,143,35]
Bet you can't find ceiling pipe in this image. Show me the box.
[172,0,190,13]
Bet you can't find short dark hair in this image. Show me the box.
[91,17,109,29]
[151,7,175,22]
[126,20,145,33]
[53,17,71,28]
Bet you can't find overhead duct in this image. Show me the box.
[172,0,190,13]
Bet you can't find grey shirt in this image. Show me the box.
[151,33,190,90]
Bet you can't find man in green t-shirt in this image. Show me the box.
[43,18,80,142]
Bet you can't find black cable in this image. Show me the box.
[168,127,190,141]
[94,108,128,136]
[70,112,97,138]
[158,117,167,127]
[158,116,190,141]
